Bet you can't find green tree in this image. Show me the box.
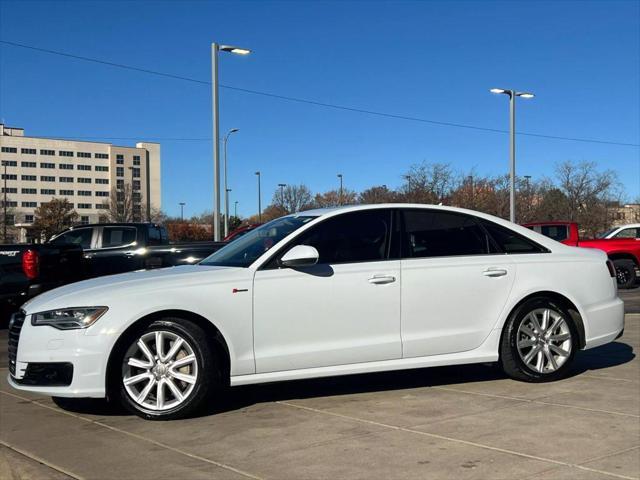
[32,198,79,240]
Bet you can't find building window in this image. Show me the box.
[24,215,34,223]
[40,149,55,156]
[116,167,124,177]
[59,151,74,157]
[5,214,15,223]
[77,165,91,171]
[78,190,92,196]
[132,168,140,178]
[59,164,74,170]
[21,148,36,155]
[1,147,17,153]
[95,166,109,172]
[133,193,142,202]
[78,203,91,209]
[40,176,55,182]
[1,160,17,167]
[22,201,37,208]
[21,188,37,194]
[133,155,141,166]
[77,178,92,184]
[95,153,109,159]
[77,152,91,158]
[21,175,36,181]
[1,174,17,180]
[40,189,56,195]
[40,162,55,169]
[116,179,124,189]
[59,190,74,196]
[80,216,90,225]
[133,180,141,190]
[4,202,17,208]
[96,203,109,210]
[21,161,37,168]
[1,187,17,193]
[96,178,109,184]
[95,191,109,197]
[59,177,74,183]
[116,154,124,164]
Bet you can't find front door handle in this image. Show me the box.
[368,275,396,285]
[483,268,508,277]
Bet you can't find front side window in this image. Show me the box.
[402,210,491,258]
[201,215,316,268]
[287,209,392,265]
[50,228,93,249]
[101,227,137,248]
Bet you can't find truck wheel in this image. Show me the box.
[613,259,637,289]
[500,297,578,382]
[116,318,219,420]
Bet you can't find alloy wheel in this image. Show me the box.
[516,308,572,374]
[122,330,199,411]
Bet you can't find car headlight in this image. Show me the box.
[31,307,108,330]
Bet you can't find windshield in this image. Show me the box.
[200,215,317,267]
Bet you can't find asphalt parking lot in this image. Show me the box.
[1,289,638,480]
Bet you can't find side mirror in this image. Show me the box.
[280,245,319,268]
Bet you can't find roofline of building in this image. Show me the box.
[1,134,160,148]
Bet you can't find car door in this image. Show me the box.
[399,209,516,358]
[253,209,402,373]
[88,226,140,275]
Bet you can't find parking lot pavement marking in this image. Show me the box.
[431,385,640,418]
[276,401,638,480]
[0,441,82,480]
[0,390,265,480]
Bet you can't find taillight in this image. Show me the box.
[606,260,616,278]
[22,249,39,280]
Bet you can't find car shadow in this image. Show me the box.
[51,340,635,419]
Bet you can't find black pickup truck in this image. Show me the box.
[0,223,225,322]
[0,244,85,324]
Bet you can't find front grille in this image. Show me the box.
[8,310,25,376]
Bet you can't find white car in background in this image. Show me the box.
[600,223,640,239]
[8,204,624,420]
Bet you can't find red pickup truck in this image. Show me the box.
[523,221,640,289]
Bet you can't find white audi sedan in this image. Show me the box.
[9,204,624,420]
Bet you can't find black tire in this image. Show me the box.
[613,259,637,289]
[114,318,219,420]
[500,297,578,382]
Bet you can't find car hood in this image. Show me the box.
[22,265,245,313]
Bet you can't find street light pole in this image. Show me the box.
[490,88,534,223]
[278,183,286,207]
[179,202,185,221]
[337,174,343,205]
[234,200,238,218]
[211,43,251,241]
[3,163,7,243]
[255,171,262,222]
[223,128,239,238]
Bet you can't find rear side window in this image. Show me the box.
[613,227,639,239]
[401,210,491,258]
[148,226,162,245]
[292,209,391,265]
[527,224,568,242]
[102,227,137,248]
[50,228,93,249]
[482,220,547,254]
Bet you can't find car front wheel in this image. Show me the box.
[117,318,217,420]
[500,298,578,382]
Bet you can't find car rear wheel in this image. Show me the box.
[613,259,637,289]
[117,318,217,420]
[500,298,578,382]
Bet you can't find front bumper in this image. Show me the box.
[8,312,109,398]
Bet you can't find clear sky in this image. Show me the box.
[0,0,638,218]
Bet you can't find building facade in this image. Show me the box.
[0,124,160,241]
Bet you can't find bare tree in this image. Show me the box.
[399,162,456,204]
[358,185,399,204]
[102,184,136,222]
[272,184,314,213]
[314,189,357,208]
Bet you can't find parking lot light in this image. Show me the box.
[490,87,535,223]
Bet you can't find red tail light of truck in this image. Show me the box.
[22,249,39,280]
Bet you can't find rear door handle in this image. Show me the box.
[483,268,508,277]
[368,275,396,285]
